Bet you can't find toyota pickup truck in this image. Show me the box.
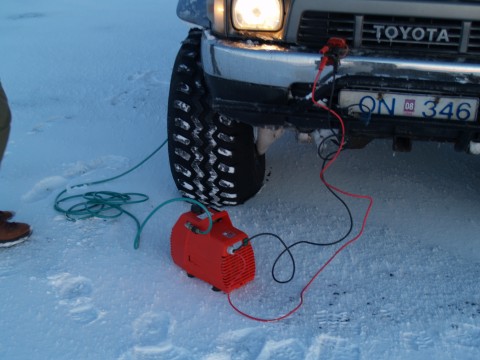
[167,0,480,206]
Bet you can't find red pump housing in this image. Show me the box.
[170,208,255,293]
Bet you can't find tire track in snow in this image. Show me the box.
[48,272,105,324]
[119,311,192,360]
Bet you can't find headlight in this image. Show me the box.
[232,0,283,31]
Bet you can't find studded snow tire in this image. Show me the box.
[167,29,265,206]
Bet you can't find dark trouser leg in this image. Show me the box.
[0,82,12,164]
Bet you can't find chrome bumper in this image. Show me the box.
[201,32,480,89]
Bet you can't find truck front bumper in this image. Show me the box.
[201,32,480,91]
[201,32,480,146]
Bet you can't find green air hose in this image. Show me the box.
[53,139,212,249]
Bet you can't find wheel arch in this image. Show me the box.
[177,1,211,28]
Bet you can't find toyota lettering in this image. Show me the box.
[373,25,450,43]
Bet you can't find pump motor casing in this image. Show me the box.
[170,208,255,293]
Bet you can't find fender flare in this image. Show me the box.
[177,0,211,28]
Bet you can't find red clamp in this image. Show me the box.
[318,38,349,70]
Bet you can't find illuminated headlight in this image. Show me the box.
[232,0,283,31]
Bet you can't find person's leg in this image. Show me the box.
[0,82,32,246]
[0,82,11,164]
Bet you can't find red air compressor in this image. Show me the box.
[170,206,255,293]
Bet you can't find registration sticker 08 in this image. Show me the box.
[338,90,479,122]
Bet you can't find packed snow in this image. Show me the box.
[1,0,480,359]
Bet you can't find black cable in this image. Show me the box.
[248,129,354,286]
[247,232,296,284]
[245,62,356,285]
[326,72,337,133]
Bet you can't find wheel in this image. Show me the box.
[167,29,265,206]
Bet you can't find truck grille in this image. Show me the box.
[297,11,480,56]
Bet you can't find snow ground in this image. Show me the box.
[1,0,480,359]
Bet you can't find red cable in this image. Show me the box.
[228,52,374,322]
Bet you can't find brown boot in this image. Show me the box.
[0,211,14,221]
[0,220,32,247]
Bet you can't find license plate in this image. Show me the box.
[338,90,479,122]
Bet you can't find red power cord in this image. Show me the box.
[228,42,374,322]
